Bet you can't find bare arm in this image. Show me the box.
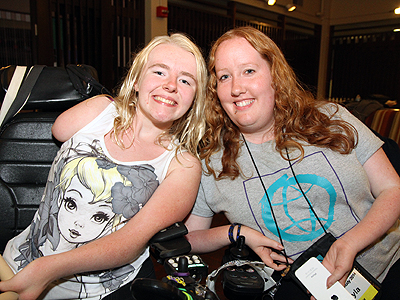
[185,214,287,270]
[324,148,400,287]
[185,214,228,253]
[52,95,112,142]
[0,152,202,300]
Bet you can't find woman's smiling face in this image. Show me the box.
[58,176,114,244]
[134,43,198,130]
[214,37,276,141]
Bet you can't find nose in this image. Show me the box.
[163,76,177,93]
[74,220,84,228]
[231,77,245,97]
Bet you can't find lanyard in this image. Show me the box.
[242,135,329,267]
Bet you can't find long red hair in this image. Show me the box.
[201,26,357,180]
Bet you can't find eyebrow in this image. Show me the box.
[66,188,83,198]
[150,63,197,83]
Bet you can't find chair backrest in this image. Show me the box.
[0,64,107,251]
[0,112,62,251]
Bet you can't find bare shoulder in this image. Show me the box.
[167,151,202,177]
[52,96,113,142]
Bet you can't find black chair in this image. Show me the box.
[0,111,62,251]
[0,64,106,252]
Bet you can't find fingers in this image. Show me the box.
[0,255,14,281]
[323,256,351,288]
[0,291,19,300]
[270,251,293,264]
[327,269,349,289]
[269,240,285,251]
[0,280,19,300]
[256,250,291,271]
[242,226,284,251]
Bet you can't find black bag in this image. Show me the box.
[0,64,111,128]
[287,233,337,289]
[287,233,381,297]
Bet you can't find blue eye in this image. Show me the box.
[181,79,190,86]
[219,74,229,81]
[245,69,255,74]
[154,71,164,76]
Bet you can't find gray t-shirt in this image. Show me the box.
[192,104,400,282]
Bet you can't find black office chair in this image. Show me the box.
[0,111,62,251]
[0,65,106,251]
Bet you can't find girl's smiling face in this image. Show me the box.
[134,43,198,130]
[214,37,276,142]
[58,176,114,244]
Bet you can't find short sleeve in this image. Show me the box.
[191,177,216,218]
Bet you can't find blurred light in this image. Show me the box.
[395,7,400,14]
[267,0,276,5]
[286,4,296,11]
[394,28,400,32]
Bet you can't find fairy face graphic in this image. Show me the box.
[58,176,114,244]
[15,140,159,269]
[56,156,125,247]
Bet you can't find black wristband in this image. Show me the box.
[236,224,242,241]
[228,223,237,243]
[228,223,242,243]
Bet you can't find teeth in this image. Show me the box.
[235,99,254,107]
[154,96,176,105]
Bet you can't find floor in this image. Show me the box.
[152,213,230,299]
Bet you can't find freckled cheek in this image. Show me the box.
[268,88,276,104]
[181,89,197,107]
[216,86,230,103]
[138,80,159,99]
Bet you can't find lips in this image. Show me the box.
[153,96,177,106]
[235,99,255,107]
[69,229,81,238]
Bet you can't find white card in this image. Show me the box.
[295,257,354,300]
[345,268,378,300]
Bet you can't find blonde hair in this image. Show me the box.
[114,33,207,158]
[59,156,129,203]
[202,26,357,180]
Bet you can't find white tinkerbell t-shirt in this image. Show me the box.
[3,102,177,299]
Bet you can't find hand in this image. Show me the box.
[322,237,357,288]
[240,226,292,271]
[0,257,52,300]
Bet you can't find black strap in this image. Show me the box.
[1,65,45,127]
[242,137,329,264]
[285,148,328,234]
[66,64,111,96]
[242,135,290,266]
